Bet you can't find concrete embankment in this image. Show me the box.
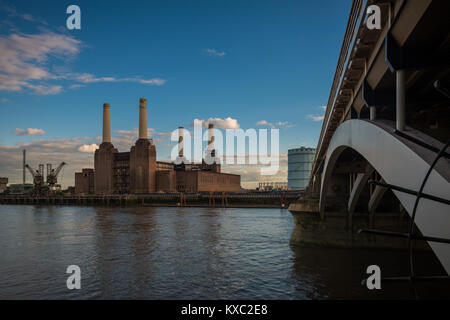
[288,197,429,250]
[0,192,302,208]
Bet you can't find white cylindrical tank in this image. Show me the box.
[288,147,315,190]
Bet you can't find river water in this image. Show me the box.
[0,205,448,299]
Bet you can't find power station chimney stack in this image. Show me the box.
[139,98,148,140]
[130,97,156,193]
[178,126,184,157]
[102,103,111,143]
[23,149,26,185]
[208,123,214,151]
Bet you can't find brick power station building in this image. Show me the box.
[75,98,241,195]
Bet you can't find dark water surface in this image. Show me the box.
[0,205,447,299]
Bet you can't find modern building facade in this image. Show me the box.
[288,147,315,190]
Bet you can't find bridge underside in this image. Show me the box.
[290,0,450,277]
[318,119,450,274]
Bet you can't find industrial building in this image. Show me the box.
[287,147,315,190]
[75,98,241,194]
[7,184,34,194]
[74,168,94,195]
[258,182,289,192]
[0,178,8,193]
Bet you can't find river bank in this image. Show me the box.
[0,192,302,208]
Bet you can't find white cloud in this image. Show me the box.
[0,17,166,95]
[25,84,63,95]
[204,48,226,57]
[208,117,240,129]
[72,74,114,83]
[138,78,166,86]
[111,128,168,150]
[0,32,81,94]
[306,115,325,122]
[112,129,141,149]
[256,120,275,129]
[276,121,293,128]
[306,105,327,122]
[256,120,292,128]
[69,84,85,89]
[12,128,46,136]
[71,73,166,86]
[192,117,240,129]
[158,132,173,138]
[1,5,48,25]
[78,143,99,153]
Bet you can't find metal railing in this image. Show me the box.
[359,131,450,299]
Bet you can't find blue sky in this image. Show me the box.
[0,0,351,187]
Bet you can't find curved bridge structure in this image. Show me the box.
[319,119,450,274]
[289,0,450,280]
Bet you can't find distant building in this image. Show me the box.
[288,147,315,190]
[258,182,289,192]
[66,186,76,194]
[175,170,241,193]
[77,99,241,195]
[75,168,95,195]
[0,177,8,193]
[7,184,34,194]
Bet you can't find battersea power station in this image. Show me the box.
[75,98,241,195]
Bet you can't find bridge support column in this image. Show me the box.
[368,178,388,226]
[347,164,375,219]
[396,69,406,131]
[370,106,376,120]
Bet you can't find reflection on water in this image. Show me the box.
[0,205,448,299]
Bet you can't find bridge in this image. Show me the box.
[289,0,450,277]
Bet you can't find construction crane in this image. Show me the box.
[25,164,48,196]
[46,162,66,191]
